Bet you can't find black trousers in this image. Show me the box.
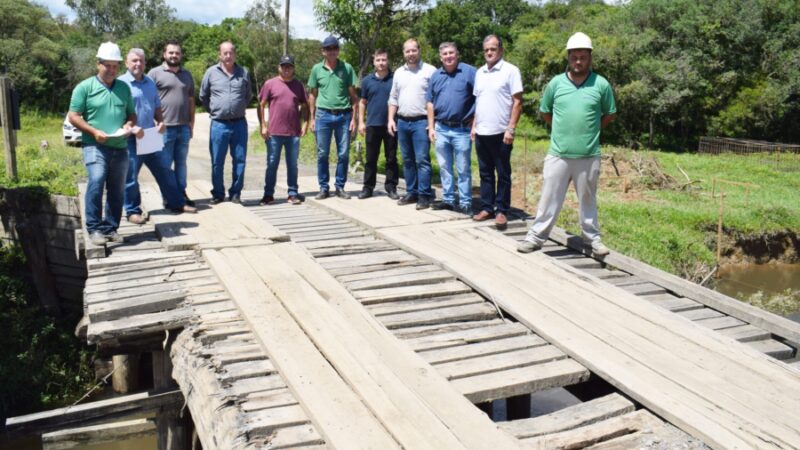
[364,125,399,190]
[475,133,513,214]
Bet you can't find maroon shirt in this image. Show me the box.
[259,76,307,137]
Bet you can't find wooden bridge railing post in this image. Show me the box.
[0,76,18,180]
[153,339,191,450]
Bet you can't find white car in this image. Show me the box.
[63,114,81,146]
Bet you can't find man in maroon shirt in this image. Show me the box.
[257,55,310,205]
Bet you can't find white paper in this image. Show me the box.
[135,127,163,155]
[108,127,132,138]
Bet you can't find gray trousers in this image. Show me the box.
[526,154,602,245]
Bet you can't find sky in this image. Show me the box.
[35,0,328,40]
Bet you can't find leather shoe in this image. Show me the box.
[183,191,196,207]
[287,196,302,205]
[416,198,431,210]
[209,197,224,205]
[386,189,400,200]
[432,202,454,211]
[127,213,146,224]
[259,195,275,206]
[171,204,197,214]
[472,210,494,221]
[358,188,373,199]
[335,187,351,199]
[315,189,329,200]
[495,212,508,230]
[397,194,418,205]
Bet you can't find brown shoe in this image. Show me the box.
[287,196,302,205]
[127,213,146,224]
[472,210,494,222]
[495,212,508,230]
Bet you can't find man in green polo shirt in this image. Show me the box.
[307,35,359,199]
[518,32,616,256]
[68,42,137,246]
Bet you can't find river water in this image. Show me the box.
[714,263,800,319]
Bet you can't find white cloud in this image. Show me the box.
[34,0,326,39]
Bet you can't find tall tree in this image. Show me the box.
[314,0,428,78]
[65,0,175,38]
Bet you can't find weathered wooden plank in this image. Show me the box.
[368,293,484,317]
[85,250,195,271]
[419,334,548,365]
[641,294,703,312]
[218,360,277,382]
[604,275,648,287]
[241,389,298,412]
[348,269,455,291]
[586,423,707,450]
[308,241,396,258]
[579,268,630,280]
[222,375,287,398]
[746,339,795,360]
[205,249,401,449]
[153,222,200,251]
[301,236,380,250]
[84,268,212,295]
[318,249,417,269]
[694,315,747,331]
[357,280,473,305]
[379,302,498,329]
[454,359,591,403]
[85,277,219,304]
[499,393,635,439]
[618,282,668,296]
[405,322,531,351]
[435,345,568,380]
[292,230,366,243]
[337,263,439,283]
[677,308,725,321]
[718,324,771,342]
[41,418,155,450]
[4,390,183,435]
[87,308,192,344]
[85,261,205,287]
[522,409,664,449]
[393,319,506,339]
[241,405,310,437]
[261,424,325,449]
[87,290,188,322]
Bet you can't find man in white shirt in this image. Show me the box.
[471,34,523,229]
[388,38,437,209]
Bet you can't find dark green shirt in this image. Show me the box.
[69,76,135,149]
[540,72,616,158]
[307,59,356,110]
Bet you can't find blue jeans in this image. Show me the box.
[162,125,190,193]
[83,144,128,234]
[397,118,432,198]
[124,136,185,215]
[209,119,248,199]
[434,123,472,207]
[264,135,300,197]
[315,110,351,191]
[475,133,513,214]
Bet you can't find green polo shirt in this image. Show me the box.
[540,72,616,158]
[307,59,357,110]
[69,76,135,149]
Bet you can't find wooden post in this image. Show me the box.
[716,186,724,278]
[283,0,290,55]
[112,354,140,394]
[523,136,528,211]
[153,346,190,450]
[0,76,17,180]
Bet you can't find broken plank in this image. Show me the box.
[406,322,531,352]
[379,302,498,329]
[522,409,663,449]
[357,280,473,305]
[419,334,548,365]
[348,269,454,291]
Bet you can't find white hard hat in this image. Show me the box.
[96,42,123,61]
[566,32,593,51]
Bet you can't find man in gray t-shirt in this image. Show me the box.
[147,39,196,205]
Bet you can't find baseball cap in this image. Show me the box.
[322,35,339,48]
[279,55,295,66]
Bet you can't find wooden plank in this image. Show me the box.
[262,424,324,449]
[309,242,396,258]
[368,293,484,317]
[154,222,199,250]
[255,243,523,449]
[292,230,366,243]
[241,405,310,436]
[357,281,473,305]
[85,261,205,287]
[393,319,506,339]
[241,389,298,412]
[41,418,155,450]
[87,290,188,322]
[548,226,800,348]
[618,282,667,296]
[204,249,401,449]
[586,423,706,450]
[85,277,218,304]
[522,409,663,449]
[694,315,747,331]
[641,294,703,312]
[84,268,212,295]
[85,250,195,271]
[213,202,290,242]
[86,308,192,344]
[318,249,417,269]
[406,322,531,351]
[677,308,725,321]
[718,324,771,342]
[4,390,182,435]
[454,359,591,403]
[338,263,439,283]
[348,269,454,291]
[379,302,498,329]
[380,222,800,448]
[301,236,380,249]
[579,268,630,279]
[499,393,635,438]
[419,334,548,364]
[435,345,568,380]
[746,339,795,360]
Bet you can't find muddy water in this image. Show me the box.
[715,263,800,313]
[0,435,155,449]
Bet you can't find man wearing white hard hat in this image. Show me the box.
[68,42,137,246]
[518,32,617,256]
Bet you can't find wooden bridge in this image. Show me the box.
[6,175,800,449]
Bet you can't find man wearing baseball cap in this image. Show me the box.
[257,55,309,205]
[307,35,359,199]
[518,32,617,256]
[68,42,137,246]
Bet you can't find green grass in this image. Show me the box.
[0,111,84,196]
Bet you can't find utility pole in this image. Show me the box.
[0,76,17,180]
[283,0,290,55]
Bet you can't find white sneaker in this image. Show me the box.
[591,242,610,256]
[517,240,542,254]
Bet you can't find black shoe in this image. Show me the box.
[432,202,454,211]
[295,193,306,201]
[397,194,418,205]
[358,188,373,199]
[183,191,196,207]
[386,189,400,200]
[416,198,431,210]
[229,195,241,204]
[209,197,224,205]
[335,187,351,199]
[315,189,330,200]
[459,204,472,215]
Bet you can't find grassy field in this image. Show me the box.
[0,111,84,196]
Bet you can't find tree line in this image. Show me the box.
[2,0,799,148]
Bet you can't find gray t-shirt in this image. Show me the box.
[147,64,195,126]
[199,64,252,121]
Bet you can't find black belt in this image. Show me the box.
[318,108,352,115]
[398,115,427,122]
[214,117,245,122]
[438,119,472,128]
